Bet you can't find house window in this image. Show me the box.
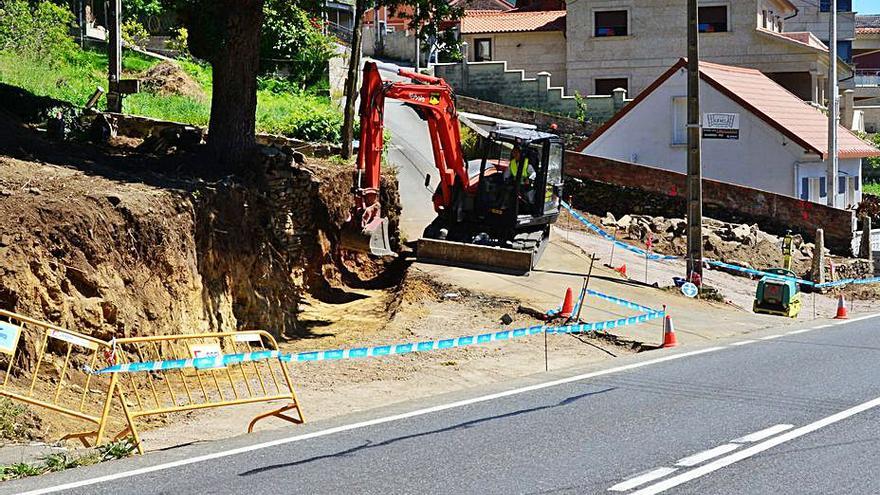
[839,175,858,207]
[820,0,852,12]
[761,10,767,29]
[837,40,853,63]
[595,10,628,37]
[672,96,687,145]
[699,6,728,33]
[801,177,826,202]
[595,78,628,95]
[474,38,492,61]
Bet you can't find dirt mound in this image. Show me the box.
[0,117,402,348]
[139,61,205,101]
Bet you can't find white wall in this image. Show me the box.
[584,67,851,201]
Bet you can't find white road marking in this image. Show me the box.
[18,347,725,495]
[608,467,678,492]
[675,444,740,467]
[786,329,812,335]
[814,324,833,329]
[731,423,793,443]
[729,340,756,346]
[758,334,782,340]
[630,395,880,495]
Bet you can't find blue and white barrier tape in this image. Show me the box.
[92,350,282,374]
[706,260,880,289]
[91,289,663,373]
[545,291,585,318]
[561,201,680,261]
[704,260,814,286]
[562,201,880,290]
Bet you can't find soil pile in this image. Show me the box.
[139,61,206,101]
[0,113,401,349]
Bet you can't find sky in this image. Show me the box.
[855,0,879,14]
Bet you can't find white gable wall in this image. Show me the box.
[582,67,862,205]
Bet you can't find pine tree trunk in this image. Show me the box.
[340,0,366,160]
[208,0,264,169]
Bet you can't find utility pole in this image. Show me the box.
[686,0,703,282]
[414,6,421,71]
[826,0,839,208]
[106,0,122,113]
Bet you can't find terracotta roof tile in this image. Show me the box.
[579,59,880,160]
[698,60,880,159]
[857,27,880,35]
[460,10,565,34]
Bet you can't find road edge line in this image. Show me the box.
[18,347,725,495]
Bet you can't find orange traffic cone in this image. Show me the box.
[835,294,848,320]
[662,315,678,348]
[560,288,574,318]
[615,264,628,278]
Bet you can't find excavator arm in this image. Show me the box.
[342,61,469,256]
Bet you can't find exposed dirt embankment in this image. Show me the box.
[0,115,401,351]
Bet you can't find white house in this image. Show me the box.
[579,59,880,209]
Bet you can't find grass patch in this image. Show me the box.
[0,46,341,143]
[0,438,135,481]
[863,183,880,196]
[0,398,40,442]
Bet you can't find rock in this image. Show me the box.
[26,187,41,195]
[0,189,11,197]
[600,212,616,227]
[616,214,632,229]
[442,292,460,300]
[703,233,724,252]
[731,224,751,242]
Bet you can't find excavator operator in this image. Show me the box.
[507,147,536,183]
[506,146,537,208]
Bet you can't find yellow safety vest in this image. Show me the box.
[509,157,530,181]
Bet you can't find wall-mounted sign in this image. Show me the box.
[0,322,21,355]
[702,113,739,139]
[190,343,225,368]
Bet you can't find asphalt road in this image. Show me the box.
[8,315,880,495]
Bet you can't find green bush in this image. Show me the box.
[122,0,164,22]
[256,90,343,143]
[121,20,151,48]
[0,0,75,59]
[865,133,880,170]
[167,27,191,57]
[261,1,335,89]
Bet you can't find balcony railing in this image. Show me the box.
[856,69,880,87]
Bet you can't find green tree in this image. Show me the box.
[261,0,334,88]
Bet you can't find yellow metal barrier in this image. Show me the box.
[0,310,116,446]
[108,331,305,454]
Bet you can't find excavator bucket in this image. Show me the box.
[340,216,395,257]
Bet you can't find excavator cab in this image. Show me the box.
[418,128,564,272]
[474,128,564,229]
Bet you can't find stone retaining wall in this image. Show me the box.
[565,152,856,254]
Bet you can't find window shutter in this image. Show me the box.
[839,176,846,194]
[801,178,809,200]
[820,177,826,198]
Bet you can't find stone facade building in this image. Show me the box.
[564,0,852,102]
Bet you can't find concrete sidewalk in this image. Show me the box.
[417,228,818,348]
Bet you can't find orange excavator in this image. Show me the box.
[341,61,565,274]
